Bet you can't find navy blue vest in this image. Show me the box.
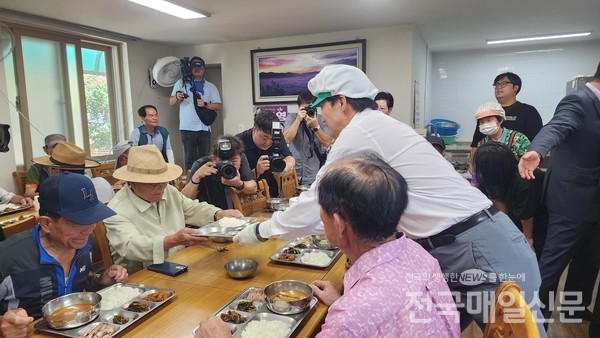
[138,125,169,162]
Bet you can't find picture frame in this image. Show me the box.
[251,39,366,104]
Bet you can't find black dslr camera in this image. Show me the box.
[268,121,286,173]
[305,106,317,117]
[215,139,237,180]
[180,57,194,83]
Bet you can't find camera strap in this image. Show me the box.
[301,121,326,167]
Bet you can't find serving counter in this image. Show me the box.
[27,235,346,337]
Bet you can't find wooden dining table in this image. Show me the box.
[26,218,347,337]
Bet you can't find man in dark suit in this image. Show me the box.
[519,62,600,330]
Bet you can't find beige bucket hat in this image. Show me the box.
[112,145,182,183]
[33,141,101,169]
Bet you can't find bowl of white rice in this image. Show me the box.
[218,217,248,228]
[240,320,290,338]
[98,285,142,310]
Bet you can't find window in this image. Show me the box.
[6,24,124,165]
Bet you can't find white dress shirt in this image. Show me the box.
[261,109,491,239]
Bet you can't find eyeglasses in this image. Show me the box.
[493,81,513,89]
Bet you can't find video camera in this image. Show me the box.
[215,139,237,180]
[305,106,317,117]
[268,121,286,173]
[180,57,194,83]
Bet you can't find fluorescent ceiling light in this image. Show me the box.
[487,32,591,45]
[129,0,208,19]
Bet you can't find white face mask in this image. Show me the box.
[479,122,499,136]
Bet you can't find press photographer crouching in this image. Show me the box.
[236,111,295,198]
[181,135,257,210]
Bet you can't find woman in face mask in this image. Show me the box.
[468,102,531,187]
[474,102,531,160]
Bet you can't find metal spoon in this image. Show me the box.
[198,243,228,252]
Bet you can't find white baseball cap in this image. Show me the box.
[308,65,379,108]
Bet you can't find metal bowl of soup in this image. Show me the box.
[264,280,313,315]
[42,292,102,329]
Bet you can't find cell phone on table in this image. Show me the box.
[147,261,188,277]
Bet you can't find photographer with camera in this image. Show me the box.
[236,111,295,198]
[283,90,332,185]
[169,56,222,171]
[181,135,257,210]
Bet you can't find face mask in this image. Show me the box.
[479,122,499,136]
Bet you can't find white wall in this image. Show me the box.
[429,40,600,142]
[171,25,420,134]
[0,58,17,191]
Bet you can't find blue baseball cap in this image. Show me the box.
[38,172,116,225]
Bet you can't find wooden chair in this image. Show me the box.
[231,179,270,216]
[2,215,37,238]
[91,162,118,185]
[483,281,540,338]
[277,167,298,199]
[91,221,114,273]
[12,171,28,196]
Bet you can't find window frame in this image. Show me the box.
[7,22,126,167]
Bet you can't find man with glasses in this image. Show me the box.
[130,105,174,163]
[169,56,222,171]
[470,72,542,154]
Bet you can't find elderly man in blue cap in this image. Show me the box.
[0,172,128,337]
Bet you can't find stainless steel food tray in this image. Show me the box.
[0,214,35,226]
[269,237,342,269]
[192,217,257,239]
[192,287,317,338]
[34,283,176,338]
[0,205,33,217]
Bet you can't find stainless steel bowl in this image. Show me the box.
[311,235,338,250]
[224,259,258,279]
[42,292,101,329]
[296,185,310,194]
[264,280,313,315]
[266,198,289,211]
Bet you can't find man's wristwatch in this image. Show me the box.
[254,223,268,242]
[235,181,245,190]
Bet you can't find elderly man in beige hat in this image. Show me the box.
[24,133,66,198]
[104,145,243,273]
[32,141,115,203]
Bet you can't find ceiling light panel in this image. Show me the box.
[129,0,208,19]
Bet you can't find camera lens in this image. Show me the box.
[221,163,237,180]
[306,107,316,117]
[270,157,286,173]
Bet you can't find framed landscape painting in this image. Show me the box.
[251,39,366,104]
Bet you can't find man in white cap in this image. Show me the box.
[24,133,66,198]
[104,145,242,273]
[112,140,133,169]
[234,64,545,334]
